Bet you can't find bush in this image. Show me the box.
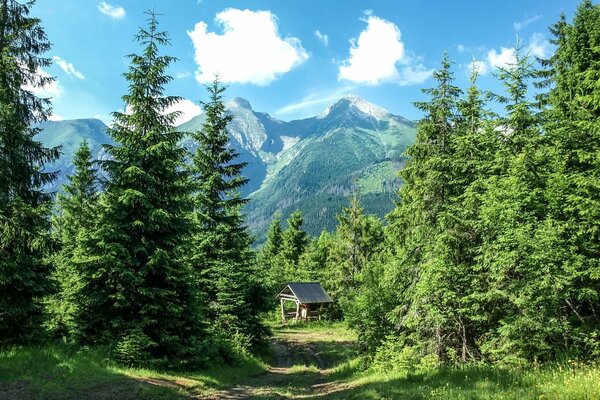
[114,328,157,366]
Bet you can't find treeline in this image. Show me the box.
[0,3,267,367]
[259,1,600,366]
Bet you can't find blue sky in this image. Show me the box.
[32,0,581,125]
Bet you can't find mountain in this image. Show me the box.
[245,95,416,237]
[37,118,114,192]
[38,95,416,238]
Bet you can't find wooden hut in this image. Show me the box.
[276,282,333,322]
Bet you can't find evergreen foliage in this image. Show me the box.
[348,1,600,366]
[49,140,98,337]
[0,0,59,344]
[72,12,204,365]
[326,195,383,318]
[277,210,309,284]
[190,77,268,344]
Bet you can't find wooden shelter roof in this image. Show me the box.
[277,282,333,304]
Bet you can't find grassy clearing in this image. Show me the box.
[0,344,266,399]
[3,323,600,399]
[326,357,600,399]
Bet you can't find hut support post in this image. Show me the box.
[280,298,285,322]
[295,301,300,322]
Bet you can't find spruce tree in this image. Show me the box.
[0,0,60,344]
[477,47,559,363]
[191,77,267,343]
[258,213,283,293]
[328,195,383,301]
[74,12,203,365]
[386,54,463,361]
[278,210,308,283]
[49,140,98,337]
[540,0,600,358]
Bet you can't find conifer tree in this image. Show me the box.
[191,77,267,343]
[477,47,559,363]
[0,0,60,344]
[49,140,98,337]
[298,231,333,284]
[73,12,203,365]
[258,213,283,293]
[539,0,600,358]
[328,195,383,301]
[386,54,463,360]
[278,210,308,283]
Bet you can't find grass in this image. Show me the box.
[319,362,600,399]
[0,344,266,399]
[2,323,600,399]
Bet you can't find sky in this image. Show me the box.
[31,0,582,125]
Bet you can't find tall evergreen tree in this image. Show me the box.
[73,12,203,365]
[278,210,308,283]
[49,140,98,337]
[0,0,60,344]
[385,54,463,361]
[539,0,600,358]
[328,195,383,301]
[477,47,559,363]
[258,213,283,293]
[191,77,267,343]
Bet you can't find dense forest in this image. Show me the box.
[1,0,599,384]
[258,0,600,367]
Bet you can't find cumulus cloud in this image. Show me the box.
[53,56,85,79]
[166,99,202,126]
[314,30,329,46]
[125,99,202,126]
[470,60,488,75]
[487,47,517,69]
[188,8,309,85]
[514,14,542,31]
[48,113,64,121]
[22,68,62,98]
[97,2,125,20]
[528,32,550,58]
[338,14,432,86]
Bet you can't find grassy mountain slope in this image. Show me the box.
[246,122,415,237]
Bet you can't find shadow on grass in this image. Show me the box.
[307,365,537,400]
[0,345,242,400]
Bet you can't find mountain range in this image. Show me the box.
[39,95,416,238]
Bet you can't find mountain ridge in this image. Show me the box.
[39,95,416,237]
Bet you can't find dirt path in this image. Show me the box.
[201,331,350,400]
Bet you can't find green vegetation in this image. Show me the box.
[0,345,265,399]
[0,0,60,345]
[1,1,600,398]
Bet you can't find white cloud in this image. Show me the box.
[188,8,309,85]
[175,71,191,79]
[338,14,432,86]
[166,99,202,126]
[528,32,550,59]
[48,113,64,121]
[314,30,329,46]
[276,86,355,117]
[457,44,466,53]
[22,68,62,98]
[487,47,517,69]
[514,14,542,31]
[52,56,85,80]
[125,99,202,126]
[97,2,125,20]
[470,60,488,75]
